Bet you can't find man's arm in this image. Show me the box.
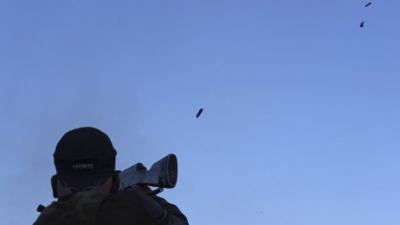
[151,194,189,225]
[129,185,189,225]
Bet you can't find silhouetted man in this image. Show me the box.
[34,127,189,225]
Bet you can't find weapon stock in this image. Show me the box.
[118,154,178,191]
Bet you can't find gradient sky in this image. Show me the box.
[1,1,399,225]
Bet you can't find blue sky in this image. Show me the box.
[1,1,399,224]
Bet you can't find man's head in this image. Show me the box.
[52,127,117,197]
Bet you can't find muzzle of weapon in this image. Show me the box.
[118,154,178,190]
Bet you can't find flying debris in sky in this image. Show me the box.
[360,2,371,28]
[196,108,203,118]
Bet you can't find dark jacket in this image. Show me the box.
[33,189,189,225]
[97,190,189,225]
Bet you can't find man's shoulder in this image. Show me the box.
[102,190,141,204]
[98,189,152,213]
[34,190,110,225]
[96,190,153,225]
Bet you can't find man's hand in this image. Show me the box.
[128,184,152,195]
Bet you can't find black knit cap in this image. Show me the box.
[54,127,117,191]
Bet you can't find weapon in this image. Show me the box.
[118,154,178,194]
